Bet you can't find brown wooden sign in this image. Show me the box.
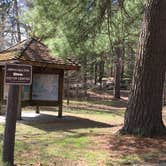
[5,64,32,85]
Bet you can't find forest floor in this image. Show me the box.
[0,89,165,166]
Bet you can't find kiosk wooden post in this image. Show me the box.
[58,70,64,118]
[0,69,3,114]
[66,71,70,105]
[36,106,40,114]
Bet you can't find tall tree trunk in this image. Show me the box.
[94,63,98,85]
[121,59,124,79]
[0,15,5,51]
[110,66,113,77]
[82,55,87,98]
[121,44,125,79]
[110,58,114,77]
[14,0,21,42]
[0,7,9,50]
[121,0,166,137]
[99,59,105,89]
[114,47,121,99]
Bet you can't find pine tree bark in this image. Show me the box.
[14,0,21,42]
[0,2,11,50]
[82,55,87,98]
[94,63,98,85]
[114,47,121,99]
[99,59,105,89]
[121,0,166,137]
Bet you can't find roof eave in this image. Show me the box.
[18,59,80,70]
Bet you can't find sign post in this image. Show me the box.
[3,64,32,165]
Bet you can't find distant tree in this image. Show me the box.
[13,0,21,42]
[0,0,12,50]
[121,0,166,137]
[25,0,144,99]
[0,0,29,50]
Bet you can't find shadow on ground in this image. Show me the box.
[20,112,118,132]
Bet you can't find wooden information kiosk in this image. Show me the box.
[0,38,80,119]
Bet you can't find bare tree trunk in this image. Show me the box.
[121,0,166,137]
[0,15,6,50]
[121,47,125,79]
[114,47,121,99]
[99,59,105,89]
[94,63,98,85]
[0,2,11,50]
[82,55,87,98]
[110,58,114,77]
[14,0,21,42]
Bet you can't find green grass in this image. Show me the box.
[63,99,125,117]
[65,107,124,116]
[0,98,125,165]
[64,99,126,108]
[14,125,110,165]
[89,99,126,107]
[0,115,111,165]
[0,99,164,165]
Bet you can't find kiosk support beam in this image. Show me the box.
[58,70,64,118]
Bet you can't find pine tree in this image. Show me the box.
[121,0,166,137]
